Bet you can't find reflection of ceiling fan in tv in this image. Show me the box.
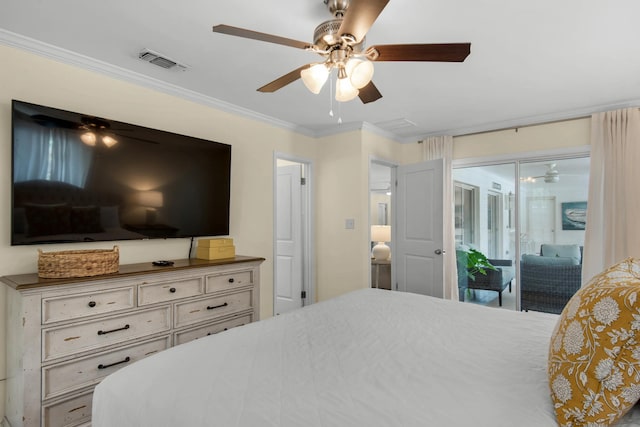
[28,112,159,147]
[30,113,121,147]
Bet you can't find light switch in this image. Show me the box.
[345,218,355,229]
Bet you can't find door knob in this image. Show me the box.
[434,249,445,255]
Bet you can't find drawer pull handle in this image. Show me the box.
[88,301,97,308]
[207,302,228,310]
[228,278,235,283]
[98,356,131,370]
[97,324,130,335]
[169,287,176,293]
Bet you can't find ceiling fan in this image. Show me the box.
[521,163,561,184]
[211,0,471,103]
[30,114,120,147]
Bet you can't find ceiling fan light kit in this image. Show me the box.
[346,57,374,89]
[336,66,360,102]
[80,131,97,146]
[212,0,471,104]
[301,63,330,94]
[101,135,119,148]
[79,117,119,147]
[80,131,118,147]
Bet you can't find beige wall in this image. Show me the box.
[0,44,322,418]
[315,131,365,300]
[314,130,408,301]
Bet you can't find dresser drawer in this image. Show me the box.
[175,290,253,328]
[174,313,252,345]
[43,335,171,400]
[138,276,204,306]
[42,287,135,325]
[42,390,93,427]
[43,306,171,362]
[206,270,253,293]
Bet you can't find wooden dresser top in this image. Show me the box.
[1,255,265,290]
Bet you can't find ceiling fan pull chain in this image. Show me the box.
[329,72,334,117]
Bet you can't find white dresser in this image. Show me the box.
[2,255,264,427]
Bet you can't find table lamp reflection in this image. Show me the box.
[371,225,391,261]
[136,190,163,224]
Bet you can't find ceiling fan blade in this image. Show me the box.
[358,81,383,104]
[257,64,311,93]
[369,43,471,62]
[338,0,390,43]
[31,114,80,129]
[212,24,311,50]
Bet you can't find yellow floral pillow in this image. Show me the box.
[548,258,640,426]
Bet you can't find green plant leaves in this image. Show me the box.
[465,248,497,281]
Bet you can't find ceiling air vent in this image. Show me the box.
[138,49,187,71]
[375,118,417,133]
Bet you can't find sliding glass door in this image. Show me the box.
[453,163,517,310]
[453,155,589,313]
[518,158,589,314]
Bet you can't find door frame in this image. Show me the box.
[454,181,480,247]
[487,189,504,258]
[273,152,315,314]
[369,157,398,290]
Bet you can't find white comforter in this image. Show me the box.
[93,289,640,427]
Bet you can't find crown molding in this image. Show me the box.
[418,100,640,139]
[311,120,406,143]
[0,29,321,138]
[5,29,637,143]
[0,29,449,143]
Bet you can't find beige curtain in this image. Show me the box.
[582,108,640,283]
[421,136,458,301]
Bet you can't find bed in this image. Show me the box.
[92,289,640,426]
[12,180,146,244]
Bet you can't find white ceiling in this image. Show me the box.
[2,0,639,141]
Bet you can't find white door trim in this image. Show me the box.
[273,152,315,313]
[452,146,591,168]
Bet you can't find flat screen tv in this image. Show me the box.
[11,100,231,245]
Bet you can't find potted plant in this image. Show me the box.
[462,248,497,281]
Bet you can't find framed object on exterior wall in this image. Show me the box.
[561,201,587,230]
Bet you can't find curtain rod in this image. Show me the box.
[457,115,589,138]
[456,106,640,138]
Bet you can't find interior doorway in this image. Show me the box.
[274,155,313,315]
[369,161,394,290]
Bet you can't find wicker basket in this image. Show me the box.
[38,246,119,279]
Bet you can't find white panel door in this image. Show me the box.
[275,164,303,314]
[526,196,556,253]
[395,159,445,297]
